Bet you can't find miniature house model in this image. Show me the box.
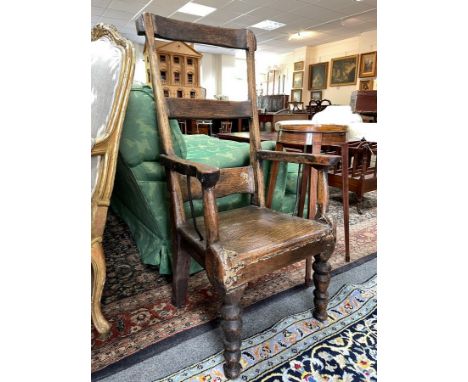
[144,40,204,99]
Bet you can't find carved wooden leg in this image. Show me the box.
[171,239,190,308]
[91,241,111,335]
[305,257,313,287]
[312,251,332,322]
[221,286,246,380]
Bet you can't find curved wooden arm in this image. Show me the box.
[160,154,220,188]
[257,150,340,169]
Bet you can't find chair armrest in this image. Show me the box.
[257,150,340,169]
[160,154,220,188]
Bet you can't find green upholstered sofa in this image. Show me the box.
[111,84,300,274]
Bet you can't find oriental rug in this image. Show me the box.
[155,275,377,382]
[92,190,376,373]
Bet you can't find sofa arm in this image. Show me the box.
[160,154,220,188]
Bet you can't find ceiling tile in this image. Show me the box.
[106,0,149,13]
[170,12,201,23]
[95,0,376,54]
[197,11,244,25]
[102,8,134,20]
[91,0,112,8]
[92,6,106,17]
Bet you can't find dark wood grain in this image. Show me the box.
[257,150,340,169]
[136,14,255,50]
[166,98,253,119]
[180,166,254,201]
[221,286,246,379]
[160,154,220,188]
[139,13,338,378]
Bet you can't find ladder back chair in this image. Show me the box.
[91,24,135,335]
[137,13,340,379]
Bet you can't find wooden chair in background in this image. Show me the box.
[265,123,351,263]
[325,140,377,214]
[137,13,340,379]
[91,24,135,335]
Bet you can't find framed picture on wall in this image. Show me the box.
[359,79,374,91]
[308,62,329,90]
[292,71,304,89]
[294,61,304,71]
[291,89,302,102]
[330,54,358,86]
[311,90,322,101]
[359,51,377,78]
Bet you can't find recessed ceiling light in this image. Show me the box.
[251,20,286,31]
[176,2,216,17]
[289,31,318,40]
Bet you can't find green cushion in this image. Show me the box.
[119,84,187,167]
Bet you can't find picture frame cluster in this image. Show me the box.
[307,51,377,93]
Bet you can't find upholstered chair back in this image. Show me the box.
[91,24,134,237]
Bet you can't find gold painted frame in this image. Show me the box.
[359,79,374,91]
[291,89,302,102]
[330,54,358,86]
[359,51,377,78]
[292,71,304,89]
[294,61,304,71]
[91,24,135,334]
[308,62,329,90]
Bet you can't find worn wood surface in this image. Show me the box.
[257,149,340,169]
[221,286,246,379]
[180,166,254,201]
[136,14,254,50]
[166,98,252,119]
[139,13,338,379]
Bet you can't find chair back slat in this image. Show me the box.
[180,166,255,201]
[166,99,252,119]
[136,14,254,50]
[140,12,264,217]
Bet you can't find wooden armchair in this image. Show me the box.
[137,13,340,379]
[91,24,135,335]
[325,140,377,213]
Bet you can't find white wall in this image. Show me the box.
[254,30,377,106]
[133,43,147,84]
[305,30,377,104]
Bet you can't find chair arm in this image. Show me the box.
[257,150,340,170]
[160,154,220,188]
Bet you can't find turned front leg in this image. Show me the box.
[312,251,332,322]
[221,286,246,380]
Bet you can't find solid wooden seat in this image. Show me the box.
[137,12,340,379]
[179,206,332,285]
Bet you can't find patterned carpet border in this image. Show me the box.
[91,253,376,382]
[155,275,377,382]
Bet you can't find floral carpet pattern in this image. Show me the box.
[155,276,377,381]
[92,190,376,372]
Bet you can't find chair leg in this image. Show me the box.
[305,257,313,287]
[91,242,111,335]
[312,251,332,322]
[171,242,190,308]
[221,286,246,380]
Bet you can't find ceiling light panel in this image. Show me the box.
[176,2,216,17]
[251,20,286,31]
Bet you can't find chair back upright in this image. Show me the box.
[136,13,265,229]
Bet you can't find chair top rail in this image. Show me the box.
[136,14,256,51]
[166,98,253,119]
